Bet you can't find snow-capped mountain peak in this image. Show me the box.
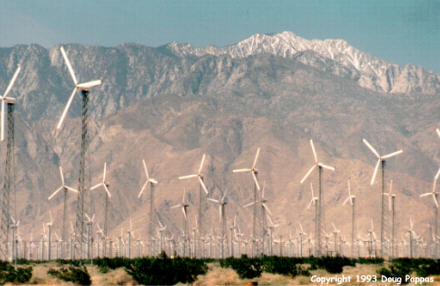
[168,31,440,95]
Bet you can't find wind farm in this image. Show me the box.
[0,28,438,284]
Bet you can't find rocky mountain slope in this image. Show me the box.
[0,32,439,242]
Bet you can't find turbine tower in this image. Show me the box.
[137,159,158,253]
[0,64,20,260]
[384,180,396,258]
[57,46,102,258]
[307,183,319,255]
[208,190,228,258]
[363,138,403,257]
[300,139,335,256]
[342,180,356,258]
[420,167,440,258]
[179,153,208,257]
[48,166,78,258]
[90,163,112,236]
[233,147,261,257]
[171,189,189,256]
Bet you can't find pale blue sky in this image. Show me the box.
[0,0,439,72]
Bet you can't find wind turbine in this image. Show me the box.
[10,216,19,264]
[331,223,340,256]
[84,213,95,260]
[307,182,319,255]
[90,162,112,242]
[233,147,261,256]
[46,212,53,261]
[138,159,158,249]
[298,223,307,257]
[156,212,167,254]
[208,190,228,258]
[342,180,356,258]
[367,219,378,257]
[420,167,440,258]
[171,189,189,256]
[266,213,279,256]
[407,217,417,258]
[57,46,103,257]
[363,138,403,257]
[300,139,334,256]
[0,64,21,261]
[384,180,397,258]
[48,166,78,258]
[179,153,208,257]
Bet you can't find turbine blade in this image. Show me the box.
[310,182,315,197]
[252,172,260,191]
[252,147,261,169]
[319,163,335,171]
[382,150,403,159]
[419,193,431,198]
[178,174,198,180]
[310,139,318,163]
[307,199,314,209]
[65,186,79,193]
[363,138,380,158]
[233,168,252,173]
[219,206,222,223]
[434,168,440,182]
[149,178,158,184]
[437,128,440,138]
[198,153,206,174]
[370,159,380,185]
[243,201,255,208]
[77,79,102,90]
[1,100,4,141]
[388,196,392,211]
[59,46,78,85]
[59,166,65,185]
[171,204,181,209]
[347,180,351,196]
[57,88,77,129]
[90,183,102,191]
[48,187,63,200]
[434,195,439,208]
[208,198,219,204]
[262,203,272,216]
[199,177,209,194]
[103,162,107,182]
[182,207,187,220]
[342,196,350,206]
[3,65,21,98]
[300,165,316,184]
[104,184,112,198]
[142,159,149,179]
[138,181,148,198]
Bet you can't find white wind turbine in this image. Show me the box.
[331,223,341,256]
[1,64,20,141]
[384,180,397,258]
[300,139,334,256]
[233,147,261,256]
[48,166,78,257]
[420,167,440,258]
[266,213,279,256]
[138,159,158,245]
[363,138,403,257]
[179,153,208,257]
[171,189,190,256]
[10,216,19,264]
[156,212,167,254]
[90,162,112,240]
[57,46,103,256]
[342,180,356,258]
[208,190,228,258]
[0,64,21,262]
[298,223,307,257]
[46,211,54,260]
[84,213,95,260]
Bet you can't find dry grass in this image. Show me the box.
[87,265,137,285]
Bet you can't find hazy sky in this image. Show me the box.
[1,0,439,72]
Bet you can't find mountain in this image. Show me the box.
[168,31,440,95]
[0,32,438,242]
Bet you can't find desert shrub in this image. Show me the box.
[377,263,412,285]
[220,255,262,279]
[48,265,91,285]
[308,256,355,273]
[94,257,131,273]
[125,252,207,285]
[388,258,440,278]
[356,257,384,264]
[261,256,310,277]
[0,261,32,284]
